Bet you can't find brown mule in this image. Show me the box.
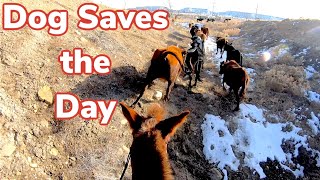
[120,102,190,180]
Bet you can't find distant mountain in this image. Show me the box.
[129,6,169,11]
[177,8,211,15]
[131,6,284,21]
[216,11,284,21]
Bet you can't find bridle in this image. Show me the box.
[120,151,131,180]
[119,131,170,180]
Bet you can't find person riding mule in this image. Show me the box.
[184,35,205,90]
[189,25,199,37]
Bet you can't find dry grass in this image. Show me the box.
[260,65,309,97]
[222,28,241,36]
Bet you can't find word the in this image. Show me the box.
[58,48,111,75]
[2,3,68,35]
[55,93,118,126]
[78,3,169,30]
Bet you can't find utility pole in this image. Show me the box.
[212,0,215,16]
[167,0,172,17]
[255,3,258,20]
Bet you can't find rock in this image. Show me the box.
[38,86,53,105]
[122,146,130,154]
[1,143,16,157]
[120,119,127,125]
[153,91,162,100]
[30,163,38,168]
[49,147,59,156]
[210,168,223,180]
[2,55,16,66]
[33,104,38,113]
[27,157,38,168]
[75,30,81,35]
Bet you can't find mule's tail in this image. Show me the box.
[240,69,250,97]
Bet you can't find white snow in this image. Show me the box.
[307,112,320,134]
[202,114,240,171]
[304,65,317,79]
[204,36,226,68]
[178,22,190,29]
[277,47,290,58]
[206,70,214,76]
[306,91,320,104]
[245,68,256,89]
[202,104,320,179]
[280,39,287,43]
[245,53,256,57]
[294,47,310,57]
[246,68,256,76]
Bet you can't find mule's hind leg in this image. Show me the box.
[220,50,223,59]
[196,60,203,82]
[193,61,202,87]
[164,80,174,101]
[233,87,241,111]
[131,77,154,107]
[188,74,193,91]
[131,83,147,107]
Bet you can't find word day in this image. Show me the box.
[55,93,118,126]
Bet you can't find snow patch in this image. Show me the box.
[304,65,317,79]
[280,39,287,43]
[202,104,319,179]
[294,47,310,57]
[178,22,190,29]
[307,112,320,134]
[202,115,240,171]
[306,91,320,104]
[246,68,256,76]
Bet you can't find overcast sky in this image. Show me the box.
[93,0,320,19]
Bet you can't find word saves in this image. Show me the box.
[2,3,169,36]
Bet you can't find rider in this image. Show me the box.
[184,35,205,81]
[189,25,199,37]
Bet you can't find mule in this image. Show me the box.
[224,43,243,66]
[219,60,249,111]
[120,102,190,180]
[131,46,186,107]
[216,37,228,58]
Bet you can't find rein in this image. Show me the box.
[120,152,131,180]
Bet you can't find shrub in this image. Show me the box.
[261,65,309,97]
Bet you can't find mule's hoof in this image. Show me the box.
[233,107,240,111]
[163,96,169,102]
[187,86,192,92]
[197,78,203,82]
